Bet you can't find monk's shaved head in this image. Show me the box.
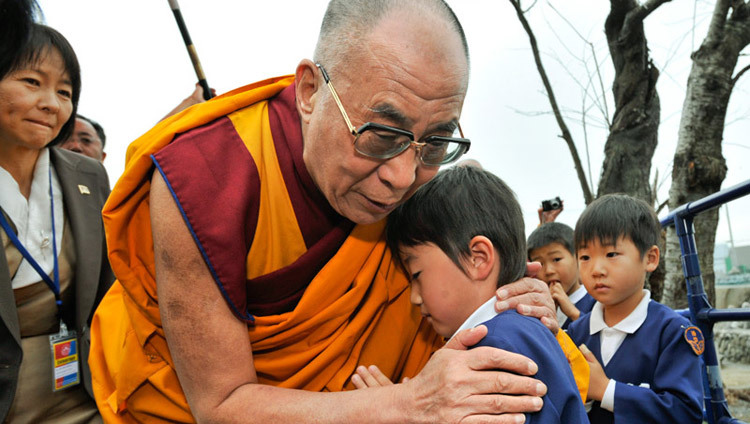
[313,0,469,73]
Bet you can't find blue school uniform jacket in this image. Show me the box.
[474,310,588,423]
[562,293,596,330]
[567,301,703,424]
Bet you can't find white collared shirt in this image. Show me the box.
[450,297,498,341]
[589,289,651,412]
[0,149,64,289]
[557,284,588,326]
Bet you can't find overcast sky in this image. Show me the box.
[36,0,750,247]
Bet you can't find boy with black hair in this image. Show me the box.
[369,166,588,423]
[566,194,703,423]
[528,223,595,329]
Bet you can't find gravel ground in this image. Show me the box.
[722,361,750,422]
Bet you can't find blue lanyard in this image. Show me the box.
[0,166,62,318]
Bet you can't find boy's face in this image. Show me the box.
[529,242,579,295]
[400,243,497,339]
[577,236,658,313]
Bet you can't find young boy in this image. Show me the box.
[373,166,588,423]
[566,194,703,424]
[528,223,595,330]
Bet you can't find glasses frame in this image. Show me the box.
[316,63,471,166]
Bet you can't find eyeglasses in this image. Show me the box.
[316,63,470,167]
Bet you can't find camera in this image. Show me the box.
[541,197,562,212]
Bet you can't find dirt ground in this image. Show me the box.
[722,361,750,421]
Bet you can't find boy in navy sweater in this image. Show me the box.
[567,194,703,423]
[528,223,595,330]
[355,166,588,423]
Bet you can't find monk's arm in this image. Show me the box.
[151,171,545,424]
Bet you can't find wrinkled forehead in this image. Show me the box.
[367,10,468,86]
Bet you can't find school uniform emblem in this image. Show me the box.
[684,326,705,355]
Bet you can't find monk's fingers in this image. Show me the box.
[460,395,543,422]
[496,278,552,309]
[462,413,528,424]
[444,325,489,350]
[462,368,547,397]
[524,261,542,278]
[465,347,542,380]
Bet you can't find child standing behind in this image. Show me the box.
[371,167,588,423]
[567,194,703,423]
[528,223,595,330]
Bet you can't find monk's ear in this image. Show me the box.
[295,59,319,125]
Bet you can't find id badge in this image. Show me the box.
[49,321,80,391]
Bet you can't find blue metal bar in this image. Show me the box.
[660,178,750,424]
[698,308,750,322]
[660,179,750,227]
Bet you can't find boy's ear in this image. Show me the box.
[467,236,496,281]
[644,245,660,272]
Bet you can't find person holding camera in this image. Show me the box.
[538,196,564,226]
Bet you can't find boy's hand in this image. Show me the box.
[351,365,399,389]
[550,282,580,321]
[579,344,609,401]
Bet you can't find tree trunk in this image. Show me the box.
[662,1,750,309]
[598,0,664,204]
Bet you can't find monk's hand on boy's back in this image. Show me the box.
[495,262,559,333]
[401,326,546,422]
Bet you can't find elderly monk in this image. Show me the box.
[89,1,580,423]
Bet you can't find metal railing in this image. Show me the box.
[660,179,750,424]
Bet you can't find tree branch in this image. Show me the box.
[705,0,733,45]
[656,198,669,214]
[508,0,594,203]
[547,2,611,126]
[619,0,673,43]
[731,63,750,88]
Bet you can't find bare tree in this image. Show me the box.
[509,0,595,204]
[509,0,669,206]
[597,0,671,203]
[663,0,750,309]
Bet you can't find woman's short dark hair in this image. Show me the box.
[574,194,660,257]
[7,23,81,146]
[386,166,526,287]
[0,0,40,79]
[527,222,575,259]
